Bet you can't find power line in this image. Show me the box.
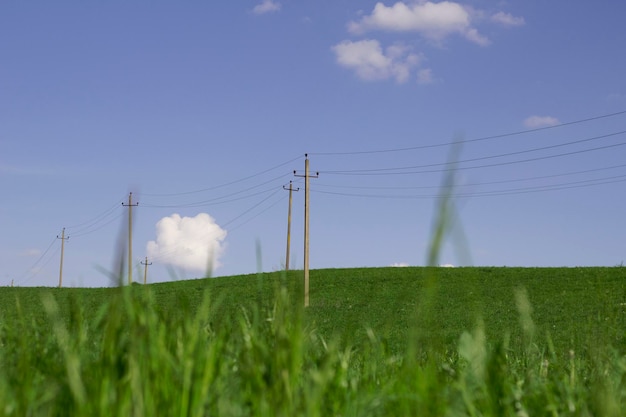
[322,140,626,176]
[140,172,292,208]
[310,109,626,156]
[313,163,626,191]
[311,173,626,199]
[321,130,626,174]
[145,190,283,266]
[17,239,61,286]
[15,236,57,285]
[226,178,304,234]
[227,194,288,234]
[69,211,125,238]
[65,199,125,232]
[141,154,303,197]
[222,188,283,228]
[453,175,626,198]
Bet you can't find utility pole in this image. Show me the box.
[141,256,152,285]
[294,154,318,307]
[283,181,299,271]
[57,227,69,288]
[122,192,139,285]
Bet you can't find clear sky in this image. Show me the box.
[2,1,626,287]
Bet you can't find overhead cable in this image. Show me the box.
[310,109,626,156]
[314,163,626,191]
[141,154,303,197]
[323,140,626,176]
[312,173,626,199]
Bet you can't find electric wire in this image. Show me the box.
[64,198,125,232]
[16,111,626,285]
[221,178,304,236]
[311,173,626,199]
[323,140,626,176]
[20,246,62,286]
[146,178,303,266]
[222,189,284,229]
[141,172,292,208]
[15,237,59,286]
[70,211,125,238]
[311,109,626,156]
[321,130,626,174]
[141,154,303,197]
[146,187,285,265]
[314,163,626,191]
[227,194,289,233]
[455,175,626,197]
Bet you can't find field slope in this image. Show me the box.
[0,266,624,416]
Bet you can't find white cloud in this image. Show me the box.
[332,39,422,83]
[523,115,560,128]
[416,68,434,84]
[146,213,227,274]
[491,11,525,27]
[253,0,281,15]
[348,1,490,46]
[462,27,490,46]
[390,262,409,267]
[20,248,42,257]
[439,263,455,267]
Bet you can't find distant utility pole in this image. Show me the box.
[283,181,299,271]
[57,227,69,288]
[141,256,152,285]
[294,154,318,307]
[122,192,139,285]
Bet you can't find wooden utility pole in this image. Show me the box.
[141,256,152,284]
[283,181,299,271]
[122,193,139,285]
[57,227,69,288]
[294,154,318,307]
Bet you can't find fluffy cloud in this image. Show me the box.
[333,2,524,83]
[390,262,410,267]
[332,39,424,83]
[416,68,434,84]
[491,11,525,27]
[523,115,560,128]
[146,213,227,274]
[348,1,490,46]
[20,248,42,257]
[253,0,281,15]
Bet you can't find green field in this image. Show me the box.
[1,267,625,416]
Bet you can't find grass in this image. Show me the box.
[0,266,625,416]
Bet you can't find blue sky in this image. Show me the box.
[2,1,626,287]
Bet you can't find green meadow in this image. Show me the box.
[0,266,625,416]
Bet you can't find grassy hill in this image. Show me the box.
[0,266,625,415]
[3,266,623,354]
